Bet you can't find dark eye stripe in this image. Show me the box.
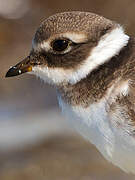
[52,39,69,52]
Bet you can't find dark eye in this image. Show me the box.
[52,39,69,52]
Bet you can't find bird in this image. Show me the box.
[5,11,135,174]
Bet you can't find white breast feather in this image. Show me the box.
[58,82,135,174]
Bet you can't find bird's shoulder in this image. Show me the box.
[108,78,135,135]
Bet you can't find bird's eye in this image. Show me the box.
[52,39,69,52]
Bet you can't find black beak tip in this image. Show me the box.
[5,67,21,78]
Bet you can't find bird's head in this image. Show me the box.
[6,11,128,85]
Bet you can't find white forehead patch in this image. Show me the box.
[32,39,50,52]
[32,32,87,52]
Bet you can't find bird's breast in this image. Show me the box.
[57,92,135,174]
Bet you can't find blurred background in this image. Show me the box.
[1,0,135,179]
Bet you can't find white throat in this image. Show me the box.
[32,26,129,85]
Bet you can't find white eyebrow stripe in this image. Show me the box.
[59,32,87,43]
[32,32,87,52]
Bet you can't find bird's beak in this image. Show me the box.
[5,56,33,78]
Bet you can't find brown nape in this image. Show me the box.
[58,37,135,108]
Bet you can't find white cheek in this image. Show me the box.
[32,66,71,85]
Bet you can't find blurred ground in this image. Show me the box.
[0,135,134,180]
[1,0,135,179]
